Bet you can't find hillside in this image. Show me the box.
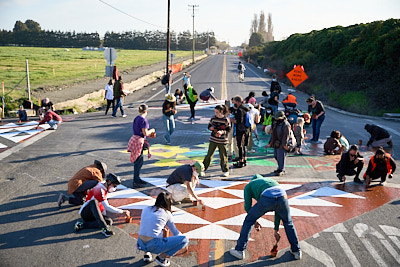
[245,19,400,115]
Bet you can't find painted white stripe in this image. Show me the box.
[380,239,400,264]
[354,223,387,267]
[300,240,336,267]
[333,233,361,267]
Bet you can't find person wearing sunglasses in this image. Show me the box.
[336,144,364,184]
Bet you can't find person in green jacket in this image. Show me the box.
[229,174,302,260]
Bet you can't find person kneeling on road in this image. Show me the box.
[166,161,205,205]
[364,124,393,148]
[199,87,217,102]
[137,192,189,266]
[58,160,107,207]
[74,173,130,237]
[229,174,302,261]
[364,147,396,187]
[336,144,364,184]
[37,108,62,130]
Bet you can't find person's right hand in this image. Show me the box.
[274,230,281,242]
[123,210,130,217]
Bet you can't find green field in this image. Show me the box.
[0,46,197,100]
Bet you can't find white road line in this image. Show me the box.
[300,240,336,267]
[333,233,361,267]
[243,62,271,87]
[354,223,387,267]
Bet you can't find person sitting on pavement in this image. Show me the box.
[364,124,393,148]
[282,92,297,109]
[57,160,107,207]
[137,192,189,266]
[339,133,350,151]
[74,173,130,237]
[324,130,345,155]
[336,144,364,184]
[364,147,396,187]
[229,174,302,261]
[174,88,185,105]
[18,105,28,123]
[199,87,217,102]
[37,108,62,130]
[166,161,205,205]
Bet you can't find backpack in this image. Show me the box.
[245,111,251,128]
[238,64,243,71]
[161,74,169,85]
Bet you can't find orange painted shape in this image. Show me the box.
[286,65,308,87]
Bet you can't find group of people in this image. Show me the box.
[104,76,127,118]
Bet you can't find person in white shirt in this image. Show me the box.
[104,79,114,115]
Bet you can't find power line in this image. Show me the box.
[98,0,165,29]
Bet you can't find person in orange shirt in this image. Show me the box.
[282,92,297,109]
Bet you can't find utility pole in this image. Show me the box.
[26,59,31,103]
[188,4,198,63]
[166,0,171,74]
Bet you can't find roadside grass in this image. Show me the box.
[0,46,197,101]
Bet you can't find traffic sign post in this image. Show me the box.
[104,48,117,77]
[286,65,308,87]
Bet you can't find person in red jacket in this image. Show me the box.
[364,147,396,187]
[37,108,62,130]
[282,93,297,109]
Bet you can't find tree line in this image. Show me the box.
[0,20,217,51]
[244,19,400,115]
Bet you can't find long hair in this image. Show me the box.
[153,192,172,212]
[215,104,228,116]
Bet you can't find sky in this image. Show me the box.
[0,0,399,47]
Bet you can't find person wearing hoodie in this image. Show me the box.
[364,124,393,148]
[199,87,217,102]
[230,96,250,168]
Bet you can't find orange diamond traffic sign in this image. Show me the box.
[286,65,308,87]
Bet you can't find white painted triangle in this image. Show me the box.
[117,199,156,210]
[142,178,168,189]
[289,207,319,217]
[289,192,342,207]
[220,189,244,199]
[172,209,211,225]
[380,225,400,236]
[200,197,243,209]
[0,131,36,143]
[198,179,247,190]
[279,184,302,191]
[311,187,365,199]
[323,223,348,233]
[108,188,153,199]
[0,123,19,128]
[216,213,282,228]
[184,224,241,240]
[0,125,36,134]
[0,143,7,149]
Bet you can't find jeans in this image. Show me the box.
[48,120,61,129]
[137,235,189,257]
[112,97,125,116]
[165,84,170,94]
[80,199,112,229]
[271,104,278,115]
[163,114,175,143]
[133,148,144,183]
[69,180,98,205]
[203,141,229,172]
[235,195,300,253]
[311,114,325,141]
[274,148,287,171]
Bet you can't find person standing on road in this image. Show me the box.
[112,76,127,118]
[203,105,231,177]
[364,147,396,187]
[306,96,325,143]
[270,74,281,94]
[336,144,364,184]
[166,161,205,205]
[182,72,191,88]
[268,111,291,176]
[293,117,305,155]
[128,104,156,188]
[104,79,114,115]
[74,173,130,237]
[185,84,198,124]
[229,174,302,261]
[162,93,177,145]
[268,86,280,115]
[364,124,393,148]
[137,192,189,266]
[230,96,250,168]
[162,70,173,94]
[57,160,107,207]
[37,108,62,130]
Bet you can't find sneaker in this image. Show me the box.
[172,201,182,205]
[101,228,114,237]
[191,119,195,124]
[155,256,170,267]
[222,172,230,177]
[74,221,84,232]
[337,174,344,182]
[57,193,67,208]
[143,252,152,262]
[111,115,117,118]
[233,162,244,168]
[229,248,245,260]
[122,114,127,118]
[275,170,285,176]
[379,181,387,186]
[353,177,363,184]
[290,249,302,260]
[248,149,256,153]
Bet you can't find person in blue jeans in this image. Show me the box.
[137,192,189,266]
[162,93,177,145]
[229,174,302,261]
[306,96,325,143]
[111,76,127,118]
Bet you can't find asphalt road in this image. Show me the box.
[1,55,399,267]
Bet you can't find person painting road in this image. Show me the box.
[364,124,393,148]
[229,174,302,261]
[336,144,364,184]
[364,147,396,187]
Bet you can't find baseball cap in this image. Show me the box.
[193,161,205,177]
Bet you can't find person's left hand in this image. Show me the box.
[274,230,281,242]
[123,210,130,217]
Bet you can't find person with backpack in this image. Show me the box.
[237,61,246,82]
[268,86,281,115]
[74,173,130,237]
[268,111,295,176]
[270,74,281,94]
[230,96,250,168]
[162,70,173,94]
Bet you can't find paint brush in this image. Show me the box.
[270,232,281,257]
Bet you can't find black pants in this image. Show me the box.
[80,199,112,229]
[105,99,114,115]
[189,101,196,119]
[369,170,388,182]
[69,180,98,205]
[236,130,249,161]
[337,160,364,178]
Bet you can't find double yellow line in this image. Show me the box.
[221,55,228,100]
